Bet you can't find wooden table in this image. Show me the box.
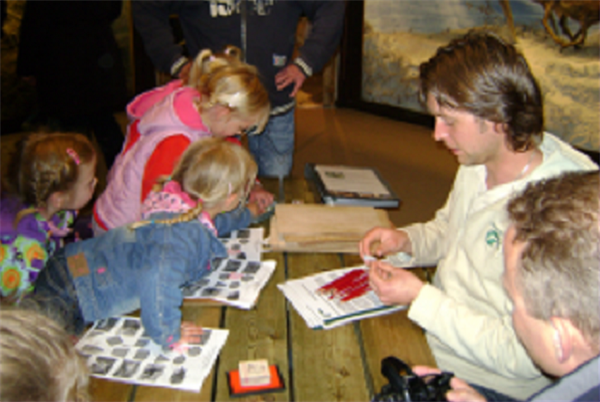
[90,178,436,402]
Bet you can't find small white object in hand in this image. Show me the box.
[362,255,377,263]
[395,252,412,263]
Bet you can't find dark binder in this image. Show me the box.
[304,163,400,209]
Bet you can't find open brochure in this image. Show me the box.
[182,259,276,309]
[182,227,275,309]
[278,266,406,330]
[219,227,264,262]
[75,316,229,393]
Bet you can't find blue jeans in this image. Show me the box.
[248,109,295,178]
[28,249,86,335]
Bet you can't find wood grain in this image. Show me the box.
[268,203,391,253]
[214,250,290,402]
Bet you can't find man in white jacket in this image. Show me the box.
[359,30,598,399]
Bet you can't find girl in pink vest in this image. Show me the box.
[93,46,272,234]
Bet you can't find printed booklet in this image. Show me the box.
[75,316,229,392]
[182,259,276,309]
[305,163,400,208]
[277,266,406,330]
[182,227,276,309]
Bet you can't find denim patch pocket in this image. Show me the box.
[93,266,113,288]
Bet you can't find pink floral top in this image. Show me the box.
[140,181,216,236]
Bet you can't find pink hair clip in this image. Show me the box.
[66,148,80,165]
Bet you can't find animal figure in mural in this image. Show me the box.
[533,0,600,49]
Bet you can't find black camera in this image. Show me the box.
[372,356,453,402]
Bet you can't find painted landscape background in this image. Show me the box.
[363,0,599,151]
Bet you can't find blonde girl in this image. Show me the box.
[34,138,259,349]
[0,132,97,301]
[0,307,90,401]
[93,46,272,235]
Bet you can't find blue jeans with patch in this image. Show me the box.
[248,109,295,178]
[29,249,86,335]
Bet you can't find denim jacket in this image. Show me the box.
[64,206,252,347]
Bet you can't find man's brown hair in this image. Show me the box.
[419,30,543,151]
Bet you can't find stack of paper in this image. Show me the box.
[182,228,276,309]
[76,316,229,392]
[277,266,406,329]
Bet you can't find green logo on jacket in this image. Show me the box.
[486,224,502,249]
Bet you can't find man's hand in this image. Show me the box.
[359,227,412,259]
[368,260,423,305]
[275,64,306,97]
[412,366,487,402]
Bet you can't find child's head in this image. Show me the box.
[188,46,270,137]
[172,137,258,209]
[0,307,90,401]
[15,132,97,214]
[134,137,257,229]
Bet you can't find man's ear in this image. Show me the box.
[550,316,573,364]
[493,122,508,136]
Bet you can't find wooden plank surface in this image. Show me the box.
[288,251,371,402]
[214,249,290,401]
[89,377,133,402]
[282,177,371,402]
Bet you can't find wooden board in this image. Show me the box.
[268,204,392,253]
[214,249,290,401]
[288,251,371,401]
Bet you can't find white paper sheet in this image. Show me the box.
[182,259,276,309]
[76,316,229,392]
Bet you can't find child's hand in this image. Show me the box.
[246,200,261,218]
[248,184,274,213]
[170,322,203,353]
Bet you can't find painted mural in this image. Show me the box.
[363,0,599,151]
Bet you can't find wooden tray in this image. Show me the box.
[267,204,392,253]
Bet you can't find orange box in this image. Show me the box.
[227,365,285,397]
